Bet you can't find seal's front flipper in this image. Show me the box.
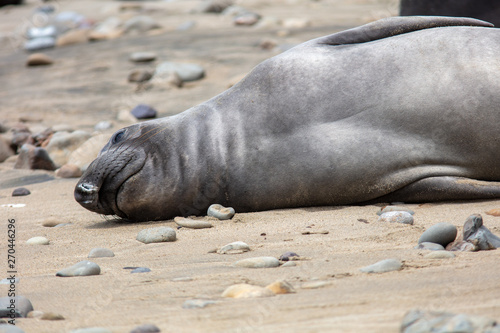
[318,16,493,46]
[371,176,500,203]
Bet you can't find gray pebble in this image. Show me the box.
[176,21,195,31]
[0,296,34,318]
[182,299,217,309]
[129,52,157,63]
[360,258,402,273]
[418,222,457,247]
[130,324,160,333]
[234,256,280,268]
[70,328,112,333]
[0,324,26,333]
[131,104,157,119]
[424,251,456,259]
[56,260,100,277]
[12,188,30,197]
[279,251,300,261]
[88,248,115,258]
[414,242,445,251]
[377,205,415,215]
[131,267,151,274]
[174,217,213,229]
[218,241,250,254]
[24,37,56,51]
[378,211,414,225]
[123,16,161,34]
[281,261,297,267]
[155,62,205,82]
[26,26,57,39]
[207,204,235,220]
[26,236,49,245]
[136,227,176,244]
[94,121,113,132]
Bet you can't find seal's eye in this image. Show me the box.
[112,130,125,144]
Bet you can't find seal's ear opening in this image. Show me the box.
[317,16,493,46]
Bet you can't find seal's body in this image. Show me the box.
[75,17,500,221]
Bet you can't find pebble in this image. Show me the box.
[279,251,299,261]
[41,218,65,227]
[40,312,65,320]
[56,29,89,46]
[182,299,217,309]
[176,21,195,31]
[128,70,153,83]
[26,236,49,245]
[56,260,101,277]
[414,242,445,251]
[130,324,160,333]
[377,205,415,215]
[136,227,176,244]
[234,12,261,26]
[67,134,110,172]
[88,248,115,258]
[155,62,205,82]
[485,208,500,217]
[222,284,274,298]
[26,53,53,67]
[55,164,82,178]
[0,296,34,317]
[401,309,499,333]
[129,52,157,63]
[26,26,57,39]
[282,18,311,29]
[281,261,296,267]
[171,277,193,282]
[12,187,30,196]
[0,324,26,333]
[131,267,151,274]
[218,241,250,254]
[424,251,456,259]
[45,130,91,167]
[131,104,157,119]
[265,280,295,294]
[0,137,14,162]
[378,211,414,225]
[14,144,56,171]
[174,217,213,229]
[94,121,113,132]
[207,204,235,220]
[89,16,122,41]
[234,256,280,268]
[24,37,56,51]
[300,281,330,289]
[197,0,234,13]
[418,222,457,247]
[359,258,402,273]
[26,310,43,318]
[70,328,112,333]
[123,16,161,34]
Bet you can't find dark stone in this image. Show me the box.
[131,104,157,119]
[279,252,300,261]
[131,267,151,274]
[0,296,34,318]
[130,324,161,333]
[14,144,56,171]
[12,187,30,196]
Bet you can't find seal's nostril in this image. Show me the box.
[78,183,98,194]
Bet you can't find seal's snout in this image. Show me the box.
[74,182,98,205]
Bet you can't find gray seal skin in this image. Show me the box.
[75,16,500,222]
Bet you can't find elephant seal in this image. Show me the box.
[400,0,500,27]
[75,16,500,222]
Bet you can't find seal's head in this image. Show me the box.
[74,121,171,221]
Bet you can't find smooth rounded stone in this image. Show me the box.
[89,16,123,41]
[300,280,331,289]
[131,104,157,119]
[424,251,456,259]
[234,12,261,26]
[234,256,280,268]
[0,296,34,317]
[0,137,14,162]
[24,37,56,51]
[197,0,234,13]
[176,21,195,31]
[0,324,25,333]
[26,26,57,39]
[94,121,113,132]
[278,251,299,261]
[70,328,112,333]
[45,130,92,167]
[155,62,205,82]
[56,29,89,46]
[418,222,457,247]
[26,236,49,245]
[0,277,19,284]
[67,134,110,171]
[41,218,65,227]
[129,52,157,63]
[27,310,43,318]
[207,204,235,220]
[218,241,250,254]
[56,260,100,277]
[174,217,212,229]
[377,205,415,215]
[12,187,30,196]
[14,144,56,171]
[41,312,65,320]
[171,277,193,282]
[486,208,500,217]
[88,248,115,258]
[414,242,445,251]
[55,164,82,178]
[281,261,297,267]
[26,53,53,66]
[130,324,160,333]
[282,18,311,29]
[360,258,402,274]
[123,16,161,34]
[222,284,274,298]
[265,280,295,294]
[378,211,414,225]
[131,267,151,274]
[182,299,217,309]
[128,70,153,83]
[136,227,176,244]
[150,71,183,89]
